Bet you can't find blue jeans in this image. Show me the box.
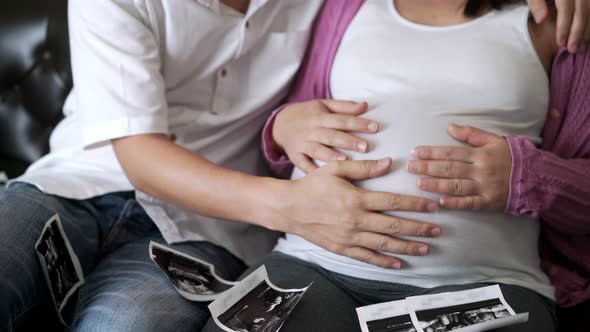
[0,183,246,332]
[203,252,558,332]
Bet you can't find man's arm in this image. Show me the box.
[112,134,441,269]
[72,0,440,269]
[112,134,277,229]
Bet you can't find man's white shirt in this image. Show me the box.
[14,0,323,263]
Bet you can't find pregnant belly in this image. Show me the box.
[289,105,542,278]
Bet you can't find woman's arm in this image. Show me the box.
[261,0,367,177]
[407,125,590,235]
[262,100,376,178]
[506,136,590,234]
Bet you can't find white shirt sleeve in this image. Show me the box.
[68,0,168,147]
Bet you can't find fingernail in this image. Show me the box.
[378,158,391,167]
[531,8,543,23]
[407,162,416,173]
[418,245,429,256]
[431,227,442,237]
[558,36,566,48]
[427,202,438,212]
[418,179,430,190]
[337,155,347,161]
[439,197,446,206]
[411,148,417,157]
[392,262,402,269]
[357,142,368,152]
[368,122,379,133]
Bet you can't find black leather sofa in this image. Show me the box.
[1,1,69,330]
[0,0,71,179]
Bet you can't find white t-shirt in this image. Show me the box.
[13,0,323,264]
[276,1,554,299]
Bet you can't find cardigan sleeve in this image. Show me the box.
[506,136,590,234]
[505,48,590,234]
[261,105,294,179]
[260,0,347,178]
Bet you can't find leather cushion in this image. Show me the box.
[0,0,71,178]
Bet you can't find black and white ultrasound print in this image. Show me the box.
[35,214,85,325]
[209,266,310,332]
[150,241,236,302]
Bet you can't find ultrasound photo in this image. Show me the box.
[218,282,305,332]
[357,298,419,332]
[359,285,528,332]
[150,241,235,301]
[366,314,417,332]
[209,266,309,332]
[35,214,84,325]
[415,299,511,332]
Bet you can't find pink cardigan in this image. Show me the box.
[262,0,590,307]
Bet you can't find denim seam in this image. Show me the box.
[7,298,44,331]
[101,199,137,251]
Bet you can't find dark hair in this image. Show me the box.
[464,0,525,17]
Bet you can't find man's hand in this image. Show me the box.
[274,158,441,269]
[528,0,590,53]
[272,100,379,173]
[407,124,511,211]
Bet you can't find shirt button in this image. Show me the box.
[550,107,561,118]
[220,68,227,77]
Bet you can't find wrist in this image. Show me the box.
[271,107,290,152]
[247,176,291,232]
[505,135,538,216]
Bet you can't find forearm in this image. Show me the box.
[112,134,445,268]
[112,134,284,231]
[507,136,590,234]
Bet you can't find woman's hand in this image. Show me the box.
[407,124,512,211]
[528,0,590,53]
[272,100,379,173]
[272,158,441,269]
